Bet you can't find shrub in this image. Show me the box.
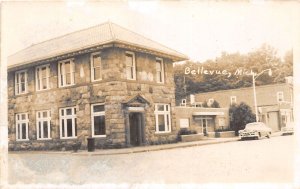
[229,102,256,135]
[178,128,197,135]
[215,128,234,132]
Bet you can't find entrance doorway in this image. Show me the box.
[194,116,215,136]
[129,112,144,146]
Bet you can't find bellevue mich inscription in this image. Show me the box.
[184,66,257,78]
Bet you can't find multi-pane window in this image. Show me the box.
[58,59,75,87]
[16,113,29,141]
[230,96,237,105]
[156,58,164,83]
[277,91,284,102]
[91,104,106,137]
[15,70,28,95]
[154,104,171,133]
[59,107,77,139]
[196,116,214,134]
[36,110,51,140]
[91,53,102,81]
[36,65,50,91]
[125,52,136,80]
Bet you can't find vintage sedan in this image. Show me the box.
[281,122,294,135]
[239,122,272,140]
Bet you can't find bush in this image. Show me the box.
[215,128,234,132]
[178,128,197,135]
[229,102,256,135]
[202,99,220,108]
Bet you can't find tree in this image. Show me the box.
[202,99,220,108]
[173,44,292,98]
[229,102,256,135]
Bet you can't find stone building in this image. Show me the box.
[193,78,294,132]
[7,22,188,150]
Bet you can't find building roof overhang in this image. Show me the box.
[8,22,188,71]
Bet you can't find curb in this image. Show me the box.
[9,133,284,156]
[73,137,240,156]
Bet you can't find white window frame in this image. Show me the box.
[58,59,75,87]
[90,52,102,82]
[156,58,165,83]
[125,51,136,80]
[59,107,77,139]
[154,104,171,133]
[230,96,237,105]
[15,70,28,95]
[91,103,106,137]
[16,113,29,141]
[36,110,51,140]
[277,91,284,102]
[35,64,50,91]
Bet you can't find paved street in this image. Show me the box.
[8,135,295,185]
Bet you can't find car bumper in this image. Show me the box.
[239,132,259,139]
[281,129,294,135]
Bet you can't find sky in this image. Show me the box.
[1,1,300,63]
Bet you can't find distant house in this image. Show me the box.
[193,77,294,132]
[7,22,188,150]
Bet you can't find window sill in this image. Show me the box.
[155,131,171,135]
[60,137,77,140]
[15,92,29,96]
[91,79,102,82]
[36,88,51,93]
[37,138,52,141]
[16,139,29,142]
[58,84,75,89]
[92,135,106,138]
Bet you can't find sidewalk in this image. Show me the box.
[74,131,283,156]
[74,137,240,156]
[9,132,284,156]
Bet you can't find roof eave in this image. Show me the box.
[8,41,188,71]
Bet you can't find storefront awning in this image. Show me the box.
[193,112,224,116]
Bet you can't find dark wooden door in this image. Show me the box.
[129,113,142,146]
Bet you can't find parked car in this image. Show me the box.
[281,122,294,135]
[239,122,272,140]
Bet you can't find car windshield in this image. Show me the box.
[245,123,262,129]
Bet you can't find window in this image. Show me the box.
[91,52,102,81]
[36,110,51,140]
[125,52,136,80]
[154,104,171,133]
[59,107,77,139]
[36,65,50,91]
[58,59,75,87]
[91,104,106,137]
[156,58,164,83]
[230,96,237,105]
[15,70,28,95]
[277,91,284,102]
[180,99,186,107]
[16,113,29,141]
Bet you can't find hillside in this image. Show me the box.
[174,44,293,104]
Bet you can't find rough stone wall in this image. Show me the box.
[8,47,177,151]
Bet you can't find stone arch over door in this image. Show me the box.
[123,94,150,147]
